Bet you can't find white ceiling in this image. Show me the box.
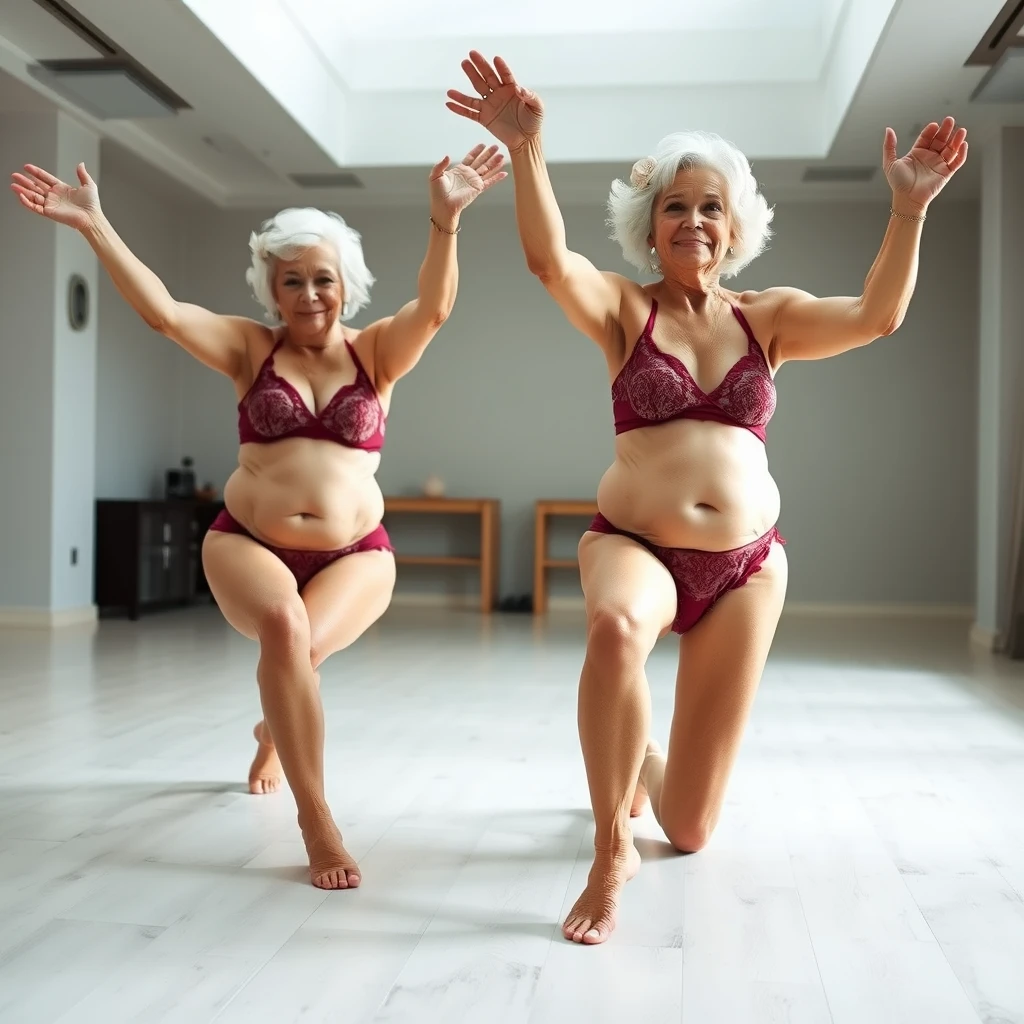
[0,0,1021,209]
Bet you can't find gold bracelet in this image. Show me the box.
[430,215,460,235]
[890,206,926,223]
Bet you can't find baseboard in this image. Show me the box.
[969,622,1002,652]
[0,604,98,629]
[782,602,974,620]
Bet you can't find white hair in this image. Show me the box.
[606,131,774,278]
[245,207,375,322]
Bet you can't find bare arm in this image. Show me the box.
[509,136,628,352]
[770,118,969,366]
[372,146,506,387]
[446,53,626,355]
[81,212,249,378]
[768,200,926,364]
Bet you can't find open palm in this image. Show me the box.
[429,144,507,217]
[446,52,544,151]
[883,117,968,208]
[10,162,100,230]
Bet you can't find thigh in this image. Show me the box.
[302,549,397,669]
[202,530,307,641]
[660,540,788,850]
[579,531,677,645]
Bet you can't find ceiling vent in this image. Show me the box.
[965,0,1024,66]
[28,0,189,118]
[289,172,364,189]
[801,165,876,184]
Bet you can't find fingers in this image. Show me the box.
[447,88,480,111]
[494,55,516,87]
[11,172,46,197]
[445,100,480,122]
[468,49,501,92]
[948,140,968,174]
[931,115,956,149]
[76,162,95,186]
[10,184,43,214]
[429,155,451,180]
[882,126,898,167]
[23,163,60,187]
[463,143,498,169]
[480,169,508,191]
[461,57,490,97]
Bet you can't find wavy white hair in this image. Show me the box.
[607,131,774,278]
[245,207,375,322]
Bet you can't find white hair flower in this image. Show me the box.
[608,131,774,278]
[630,156,657,190]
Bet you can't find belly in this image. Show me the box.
[223,439,385,550]
[596,419,781,550]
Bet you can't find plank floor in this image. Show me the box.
[1,605,1023,1024]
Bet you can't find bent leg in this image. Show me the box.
[563,531,677,945]
[201,531,355,889]
[641,541,788,852]
[249,548,396,794]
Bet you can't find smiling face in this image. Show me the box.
[271,242,345,336]
[648,165,734,279]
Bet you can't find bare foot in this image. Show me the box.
[248,721,283,795]
[300,812,361,890]
[562,840,641,945]
[629,739,663,817]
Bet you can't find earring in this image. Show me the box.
[727,246,734,255]
[649,246,661,273]
[341,300,351,319]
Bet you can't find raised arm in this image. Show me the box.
[768,118,968,366]
[369,144,506,388]
[11,162,250,379]
[447,52,628,354]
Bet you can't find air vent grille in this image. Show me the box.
[289,172,364,189]
[801,165,876,184]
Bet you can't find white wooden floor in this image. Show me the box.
[2,604,1024,1024]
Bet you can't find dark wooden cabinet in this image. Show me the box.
[94,499,223,619]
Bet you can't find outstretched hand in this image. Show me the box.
[10,162,100,230]
[446,51,544,152]
[882,117,968,211]
[428,143,507,221]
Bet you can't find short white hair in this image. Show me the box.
[245,207,375,322]
[607,131,774,278]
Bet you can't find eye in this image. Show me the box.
[705,202,722,213]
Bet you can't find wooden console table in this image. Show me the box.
[533,499,598,615]
[383,496,501,613]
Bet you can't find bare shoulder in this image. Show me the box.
[727,287,808,369]
[235,318,277,387]
[347,318,391,390]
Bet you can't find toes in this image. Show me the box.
[346,870,361,887]
[583,919,612,944]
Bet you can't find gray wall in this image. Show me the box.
[0,114,57,609]
[147,195,979,607]
[94,161,195,499]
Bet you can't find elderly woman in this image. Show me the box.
[448,51,967,943]
[11,143,506,890]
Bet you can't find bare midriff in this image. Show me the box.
[596,418,780,551]
[224,441,384,550]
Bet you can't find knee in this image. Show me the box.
[586,606,652,668]
[256,600,309,656]
[664,816,714,854]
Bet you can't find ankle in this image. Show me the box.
[593,829,634,862]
